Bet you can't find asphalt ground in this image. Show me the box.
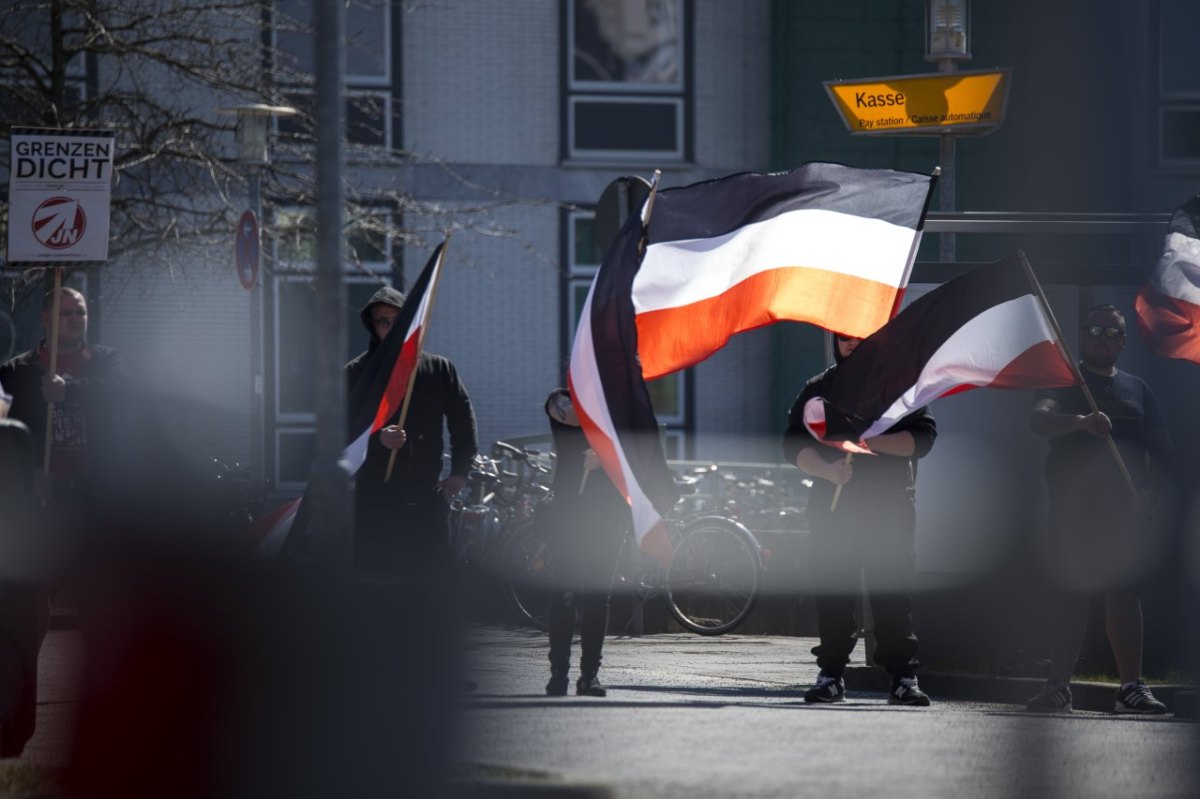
[5,626,1198,798]
[460,626,1200,799]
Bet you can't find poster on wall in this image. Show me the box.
[6,127,115,262]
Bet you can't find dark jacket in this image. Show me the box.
[345,286,477,495]
[783,364,936,526]
[0,342,126,476]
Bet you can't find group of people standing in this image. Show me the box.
[0,287,1174,719]
[782,303,1171,714]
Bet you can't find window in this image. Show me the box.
[1157,0,1200,166]
[273,0,396,149]
[563,0,690,163]
[273,208,393,273]
[267,207,395,489]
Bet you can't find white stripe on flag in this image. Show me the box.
[569,284,664,547]
[1148,231,1200,306]
[854,294,1060,439]
[633,208,916,314]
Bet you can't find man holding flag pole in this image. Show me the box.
[1024,302,1172,715]
[343,241,477,576]
[787,249,1170,713]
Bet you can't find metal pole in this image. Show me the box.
[248,164,265,503]
[310,0,352,573]
[937,59,957,264]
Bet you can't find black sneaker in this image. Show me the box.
[576,674,607,697]
[803,671,845,704]
[888,676,931,706]
[1114,680,1168,715]
[546,673,568,697]
[1026,682,1072,713]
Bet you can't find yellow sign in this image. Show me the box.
[824,68,1010,135]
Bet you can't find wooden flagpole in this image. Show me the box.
[1016,250,1138,500]
[41,268,64,497]
[384,237,450,483]
[580,170,662,497]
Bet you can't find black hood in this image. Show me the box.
[360,285,407,347]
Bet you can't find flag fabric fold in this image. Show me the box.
[633,163,936,380]
[569,213,679,564]
[1135,195,1200,363]
[803,253,1079,449]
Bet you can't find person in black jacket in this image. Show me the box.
[0,287,125,512]
[345,286,478,574]
[1023,305,1170,715]
[0,287,125,757]
[540,388,629,697]
[783,334,937,707]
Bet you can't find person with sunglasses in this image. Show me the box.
[783,333,938,706]
[1025,304,1172,714]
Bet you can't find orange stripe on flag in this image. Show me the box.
[635,267,901,380]
[1136,283,1200,363]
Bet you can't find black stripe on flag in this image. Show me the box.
[819,253,1037,441]
[589,213,679,517]
[645,162,935,245]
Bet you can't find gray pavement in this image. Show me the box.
[461,626,1200,799]
[6,627,1198,798]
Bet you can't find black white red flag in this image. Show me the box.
[1136,195,1200,364]
[251,241,447,554]
[569,212,679,564]
[343,241,446,472]
[803,253,1079,450]
[633,163,936,379]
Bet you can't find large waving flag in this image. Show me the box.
[1135,196,1200,363]
[803,252,1079,450]
[252,241,447,555]
[633,163,937,379]
[569,211,679,564]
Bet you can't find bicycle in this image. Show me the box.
[446,441,552,569]
[504,510,765,636]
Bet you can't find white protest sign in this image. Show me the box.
[7,129,115,262]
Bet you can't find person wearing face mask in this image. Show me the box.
[1024,305,1171,715]
[782,333,937,707]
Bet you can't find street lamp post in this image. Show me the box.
[925,0,971,264]
[217,103,296,503]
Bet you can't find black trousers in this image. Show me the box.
[354,488,450,579]
[808,501,919,677]
[548,590,611,677]
[543,510,624,677]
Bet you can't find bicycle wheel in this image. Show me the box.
[501,520,554,631]
[663,516,762,635]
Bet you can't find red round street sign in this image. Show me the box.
[235,210,260,291]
